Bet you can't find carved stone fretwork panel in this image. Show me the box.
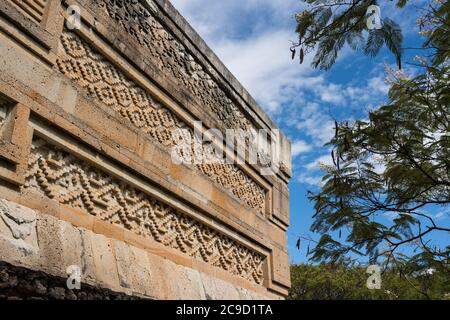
[56,31,266,213]
[96,0,253,133]
[10,0,48,24]
[23,138,265,285]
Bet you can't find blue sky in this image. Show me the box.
[170,0,448,264]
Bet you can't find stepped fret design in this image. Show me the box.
[56,31,265,213]
[23,138,265,285]
[97,0,253,133]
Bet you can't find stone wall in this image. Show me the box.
[0,261,139,300]
[0,0,292,299]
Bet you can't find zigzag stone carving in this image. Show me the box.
[23,138,265,285]
[97,0,253,133]
[56,31,266,213]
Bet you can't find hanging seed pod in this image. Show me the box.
[344,135,350,152]
[291,47,296,60]
[300,47,305,64]
[397,55,402,70]
[335,120,339,138]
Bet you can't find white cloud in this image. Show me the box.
[297,173,323,186]
[213,29,315,114]
[171,0,303,41]
[304,154,334,171]
[368,75,390,95]
[291,140,312,158]
[435,209,450,221]
[290,102,335,147]
[295,153,335,186]
[319,83,345,105]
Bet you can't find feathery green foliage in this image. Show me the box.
[293,0,406,70]
[289,262,450,300]
[293,0,450,287]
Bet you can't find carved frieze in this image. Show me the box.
[56,31,266,213]
[23,138,265,284]
[96,0,253,133]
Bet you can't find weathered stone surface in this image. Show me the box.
[57,30,266,214]
[89,232,120,291]
[128,246,154,296]
[0,0,291,299]
[0,261,137,300]
[0,199,38,255]
[0,201,284,299]
[24,138,265,285]
[175,266,207,300]
[9,0,48,24]
[213,277,241,300]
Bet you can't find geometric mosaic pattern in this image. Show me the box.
[56,31,266,213]
[24,138,265,285]
[97,0,253,133]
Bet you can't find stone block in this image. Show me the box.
[199,271,220,300]
[93,219,124,242]
[213,277,241,300]
[113,240,133,290]
[270,248,291,288]
[0,199,39,269]
[59,204,94,230]
[88,232,120,291]
[77,228,97,285]
[58,219,83,273]
[128,245,153,297]
[35,213,64,276]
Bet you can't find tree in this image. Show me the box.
[292,0,404,70]
[292,0,450,282]
[289,263,450,300]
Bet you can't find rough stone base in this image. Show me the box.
[0,262,138,300]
